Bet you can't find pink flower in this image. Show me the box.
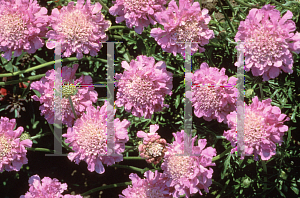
[20,174,82,198]
[63,102,130,174]
[30,64,98,127]
[115,55,173,119]
[137,124,167,165]
[187,62,238,123]
[46,0,111,59]
[235,4,300,81]
[119,170,172,198]
[0,0,48,61]
[224,96,290,161]
[150,0,214,57]
[0,117,32,172]
[109,0,167,34]
[161,130,217,198]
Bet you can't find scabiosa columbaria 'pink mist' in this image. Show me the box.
[224,96,290,161]
[20,174,83,198]
[119,170,172,198]
[161,130,217,198]
[63,102,130,174]
[235,4,300,81]
[46,0,111,59]
[187,62,238,123]
[0,117,32,173]
[109,0,167,34]
[115,55,173,119]
[137,124,167,165]
[30,64,98,127]
[150,0,214,57]
[0,0,48,61]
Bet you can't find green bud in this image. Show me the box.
[245,89,254,98]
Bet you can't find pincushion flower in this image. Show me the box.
[150,0,214,57]
[224,96,290,161]
[235,4,300,81]
[0,0,48,61]
[0,117,32,172]
[20,174,83,198]
[137,124,167,165]
[30,64,98,127]
[115,55,173,119]
[46,0,111,59]
[119,170,172,198]
[161,130,217,198]
[63,102,130,174]
[187,62,238,123]
[109,0,167,34]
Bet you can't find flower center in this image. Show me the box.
[61,82,78,98]
[244,110,265,144]
[123,0,154,11]
[146,142,164,157]
[193,86,221,112]
[171,17,202,42]
[130,183,165,198]
[0,133,12,159]
[165,155,195,181]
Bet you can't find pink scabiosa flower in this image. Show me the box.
[0,0,48,61]
[109,0,167,34]
[224,96,290,161]
[161,130,217,198]
[187,62,238,123]
[46,0,111,59]
[20,174,83,198]
[119,170,172,198]
[0,117,32,173]
[63,102,130,174]
[115,55,173,119]
[30,64,98,127]
[137,124,167,165]
[235,4,300,81]
[150,0,214,57]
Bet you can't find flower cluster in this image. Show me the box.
[20,174,82,198]
[0,0,49,60]
[224,96,290,161]
[150,0,214,57]
[0,117,32,173]
[63,101,130,174]
[137,124,167,165]
[30,64,98,127]
[115,55,173,119]
[235,4,300,81]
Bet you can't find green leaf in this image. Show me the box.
[34,55,47,64]
[175,94,180,109]
[221,154,231,179]
[123,53,130,62]
[32,89,41,98]
[4,61,13,72]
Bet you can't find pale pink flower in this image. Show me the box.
[46,0,111,59]
[150,0,214,57]
[0,117,32,172]
[109,0,167,34]
[20,174,82,198]
[161,130,217,198]
[30,64,98,127]
[187,62,238,123]
[115,55,173,119]
[119,170,172,198]
[137,124,167,165]
[224,96,290,161]
[63,102,130,174]
[235,4,300,81]
[0,0,48,61]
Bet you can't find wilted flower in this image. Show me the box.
[46,0,111,59]
[109,0,167,34]
[0,0,48,61]
[63,102,130,174]
[30,64,98,127]
[150,0,214,57]
[0,117,32,172]
[119,170,172,198]
[137,124,167,165]
[115,55,173,119]
[235,4,300,81]
[224,96,290,161]
[187,62,238,123]
[5,95,27,118]
[161,130,217,198]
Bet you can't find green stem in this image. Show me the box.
[108,26,129,30]
[30,132,52,140]
[217,0,235,33]
[259,83,264,99]
[27,147,54,153]
[109,35,123,40]
[123,156,144,160]
[81,181,132,196]
[48,123,73,152]
[111,164,144,173]
[125,145,134,149]
[68,96,78,120]
[0,74,45,86]
[212,146,232,162]
[235,0,259,8]
[96,0,109,12]
[270,0,289,10]
[261,160,268,196]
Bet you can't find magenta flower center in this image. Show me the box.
[123,0,154,11]
[165,155,196,180]
[193,86,222,112]
[130,184,165,198]
[0,134,12,158]
[244,111,265,144]
[171,17,201,42]
[146,142,164,157]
